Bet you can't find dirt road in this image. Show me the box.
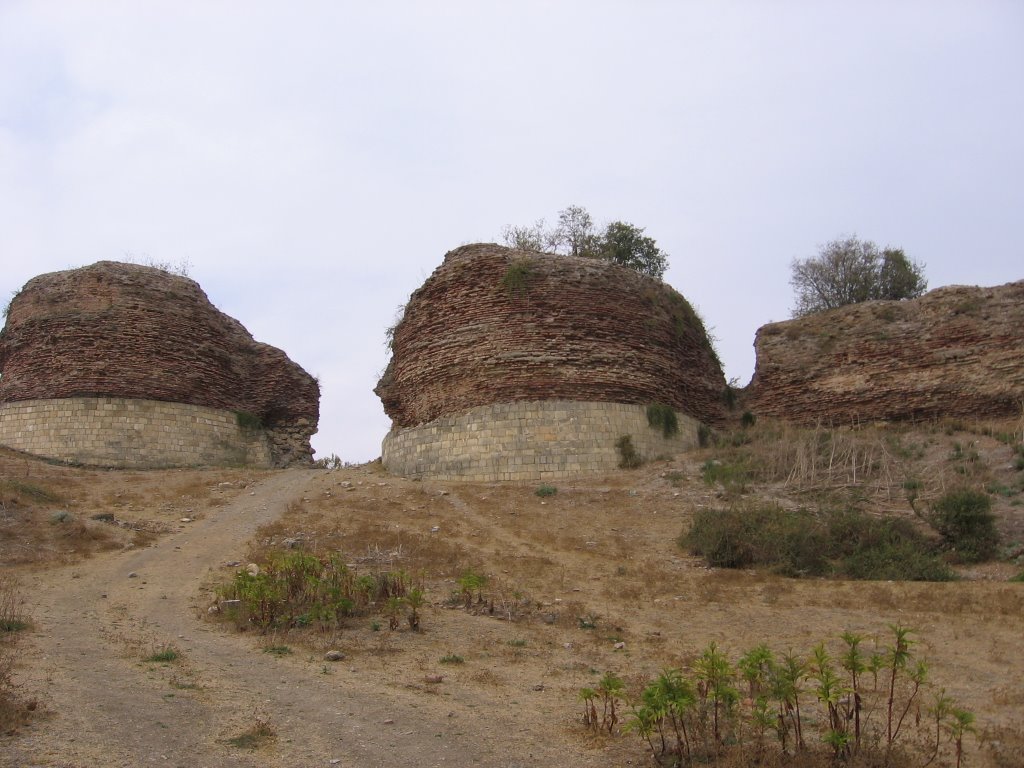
[4,469,591,768]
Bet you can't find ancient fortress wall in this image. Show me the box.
[747,280,1024,424]
[382,400,699,482]
[0,261,319,468]
[0,397,272,469]
[376,244,725,481]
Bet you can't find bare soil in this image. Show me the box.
[1,423,1022,767]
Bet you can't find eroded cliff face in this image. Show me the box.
[747,280,1024,424]
[0,261,319,466]
[375,244,726,428]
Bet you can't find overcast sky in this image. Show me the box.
[1,1,1021,462]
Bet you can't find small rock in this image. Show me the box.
[245,563,260,576]
[127,572,138,579]
[224,560,241,567]
[531,684,545,691]
[563,642,574,650]
[424,675,444,684]
[283,537,300,548]
[383,719,394,725]
[613,642,626,650]
[180,517,192,523]
[324,650,345,662]
[430,526,440,533]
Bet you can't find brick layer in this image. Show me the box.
[0,397,272,469]
[375,244,726,429]
[0,261,318,466]
[747,281,1024,423]
[382,399,699,482]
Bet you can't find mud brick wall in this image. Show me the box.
[376,244,726,431]
[382,400,699,482]
[747,280,1024,424]
[0,397,272,468]
[0,261,318,466]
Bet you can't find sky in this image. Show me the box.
[1,1,1021,462]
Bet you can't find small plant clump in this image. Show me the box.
[439,653,465,665]
[501,258,532,296]
[534,484,557,497]
[144,645,180,664]
[215,550,417,632]
[615,435,642,469]
[646,403,679,438]
[589,627,974,768]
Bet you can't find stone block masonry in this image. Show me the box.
[381,400,699,482]
[0,397,272,469]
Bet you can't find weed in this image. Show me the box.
[608,629,973,768]
[144,645,180,663]
[262,645,292,657]
[439,653,465,665]
[615,435,642,469]
[646,403,679,438]
[234,411,264,431]
[740,410,757,429]
[214,550,412,632]
[224,714,276,750]
[534,484,557,498]
[578,614,599,630]
[507,638,527,647]
[501,258,532,296]
[697,423,712,448]
[457,570,487,608]
[700,459,748,494]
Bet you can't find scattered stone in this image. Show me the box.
[127,572,138,579]
[180,517,192,523]
[424,675,444,684]
[383,719,394,725]
[224,560,241,567]
[531,684,545,691]
[245,563,260,576]
[324,650,345,662]
[613,642,626,650]
[282,537,300,548]
[430,526,440,533]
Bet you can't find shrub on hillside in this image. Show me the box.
[682,504,952,581]
[927,489,999,563]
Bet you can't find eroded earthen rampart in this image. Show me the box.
[747,280,1024,424]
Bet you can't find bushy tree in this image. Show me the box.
[500,205,669,279]
[790,236,926,317]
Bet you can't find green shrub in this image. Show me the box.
[928,489,999,563]
[740,410,757,429]
[697,423,712,448]
[700,459,748,493]
[535,485,557,497]
[615,435,642,469]
[645,403,679,438]
[234,411,264,431]
[501,259,531,296]
[683,504,953,581]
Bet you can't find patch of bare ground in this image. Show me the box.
[1,417,1022,766]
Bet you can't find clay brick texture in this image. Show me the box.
[0,261,319,466]
[747,280,1024,424]
[375,244,727,429]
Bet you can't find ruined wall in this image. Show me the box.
[0,262,319,467]
[382,400,700,482]
[376,244,725,480]
[0,398,272,468]
[747,280,1024,424]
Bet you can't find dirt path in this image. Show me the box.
[4,470,583,768]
